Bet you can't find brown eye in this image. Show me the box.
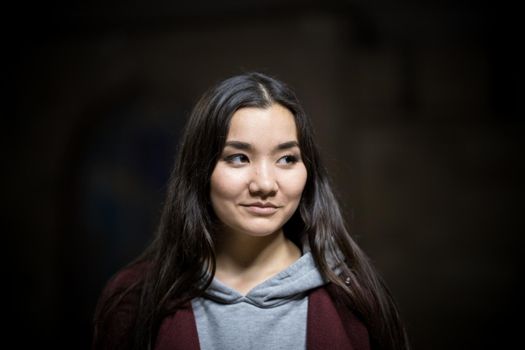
[225,154,250,164]
[277,155,299,165]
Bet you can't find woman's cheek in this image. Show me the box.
[281,167,307,197]
[211,166,249,199]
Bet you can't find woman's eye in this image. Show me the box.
[277,154,299,165]
[225,154,249,164]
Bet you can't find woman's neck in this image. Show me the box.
[214,229,301,295]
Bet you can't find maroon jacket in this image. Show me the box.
[93,264,370,350]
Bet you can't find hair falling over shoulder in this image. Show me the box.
[93,72,410,350]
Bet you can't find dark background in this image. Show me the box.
[7,0,523,349]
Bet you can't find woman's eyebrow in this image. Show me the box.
[276,141,299,150]
[224,141,251,150]
[224,140,299,151]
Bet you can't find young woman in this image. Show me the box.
[92,72,410,350]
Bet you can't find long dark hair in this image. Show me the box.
[94,72,409,349]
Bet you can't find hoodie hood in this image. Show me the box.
[203,251,326,308]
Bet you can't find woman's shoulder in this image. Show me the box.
[95,260,153,317]
[95,260,152,314]
[102,260,151,295]
[93,261,151,349]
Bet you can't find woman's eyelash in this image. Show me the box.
[279,154,299,164]
[224,154,249,163]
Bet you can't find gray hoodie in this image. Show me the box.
[191,252,327,350]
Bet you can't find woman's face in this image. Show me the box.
[210,103,307,238]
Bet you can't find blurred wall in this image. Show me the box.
[7,1,523,349]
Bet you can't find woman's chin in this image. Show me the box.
[232,225,284,239]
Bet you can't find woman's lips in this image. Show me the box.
[241,203,280,215]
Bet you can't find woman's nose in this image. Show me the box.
[248,162,278,196]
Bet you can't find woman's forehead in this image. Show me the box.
[226,104,298,143]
